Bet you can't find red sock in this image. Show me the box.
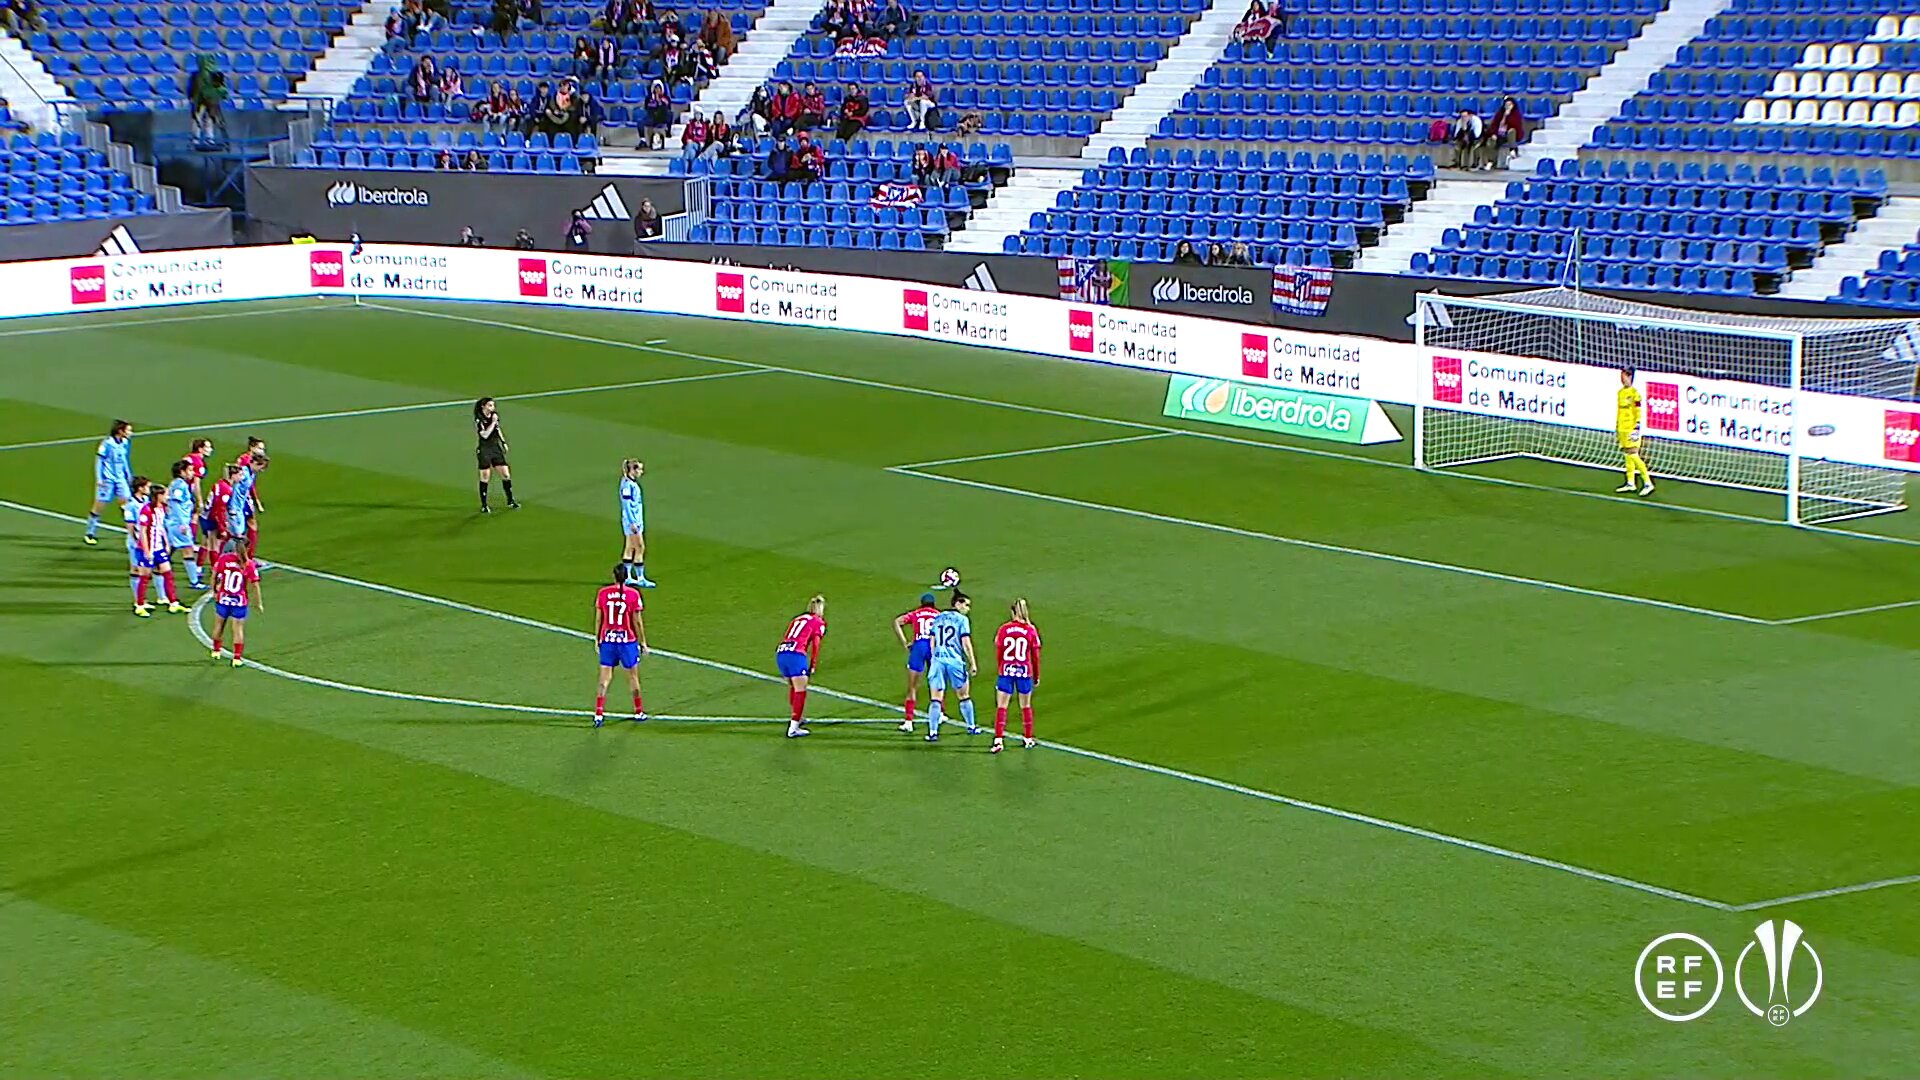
[135,577,148,605]
[904,697,917,723]
[595,694,606,715]
[161,572,177,603]
[994,707,1007,739]
[233,640,244,660]
[211,632,222,650]
[1021,707,1034,739]
[790,688,807,723]
[246,529,258,558]
[632,691,644,715]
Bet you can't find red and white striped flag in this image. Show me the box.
[1272,264,1334,316]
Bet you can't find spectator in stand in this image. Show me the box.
[1,0,46,33]
[740,84,772,136]
[910,145,934,187]
[576,87,604,139]
[659,32,689,86]
[1450,107,1484,170]
[1172,240,1202,265]
[573,35,596,78]
[1208,241,1232,265]
[487,84,523,133]
[408,56,439,103]
[435,147,457,169]
[705,111,736,157]
[489,0,517,44]
[460,225,485,246]
[463,148,489,170]
[188,55,229,144]
[955,110,982,137]
[596,34,622,87]
[877,0,911,38]
[383,5,414,51]
[700,10,735,64]
[689,38,719,81]
[523,79,552,136]
[769,80,802,137]
[905,70,936,131]
[791,131,825,182]
[566,210,593,250]
[680,111,710,159]
[764,135,793,181]
[514,228,536,249]
[640,78,671,147]
[659,7,683,38]
[1489,96,1525,170]
[1226,241,1254,266]
[932,142,960,186]
[518,0,544,26]
[798,83,826,131]
[634,198,663,241]
[834,82,870,140]
[821,0,853,38]
[1231,0,1276,47]
[439,61,464,102]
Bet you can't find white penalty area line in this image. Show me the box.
[183,593,892,727]
[1769,598,1920,625]
[889,465,1774,627]
[1730,873,1920,911]
[0,497,1796,915]
[891,432,1176,471]
[0,368,775,453]
[359,300,1920,552]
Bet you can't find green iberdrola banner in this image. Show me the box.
[1163,375,1402,445]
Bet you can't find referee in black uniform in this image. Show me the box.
[474,397,519,512]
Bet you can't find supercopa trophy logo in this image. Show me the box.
[1735,919,1823,1027]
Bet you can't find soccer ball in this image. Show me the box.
[938,567,962,589]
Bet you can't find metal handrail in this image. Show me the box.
[0,29,67,132]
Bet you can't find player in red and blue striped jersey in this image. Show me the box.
[593,566,648,727]
[775,595,827,738]
[208,539,262,666]
[991,598,1042,753]
[891,592,941,733]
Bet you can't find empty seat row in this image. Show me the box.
[1176,89,1562,114]
[1039,201,1386,232]
[795,36,1170,62]
[0,191,155,224]
[1004,234,1338,266]
[712,182,973,210]
[1439,229,1790,269]
[1102,146,1436,178]
[1062,176,1411,208]
[774,60,1148,87]
[1742,97,1920,123]
[1591,123,1920,156]
[911,13,1187,34]
[1201,67,1584,93]
[709,204,950,232]
[1029,215,1362,247]
[1411,254,1765,295]
[1470,207,1824,245]
[1532,156,1885,195]
[1229,40,1610,65]
[1770,69,1920,96]
[685,225,936,250]
[300,148,587,173]
[1159,115,1518,142]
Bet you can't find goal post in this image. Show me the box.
[1411,287,1920,525]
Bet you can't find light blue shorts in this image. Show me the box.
[96,475,130,504]
[165,523,195,550]
[928,657,969,694]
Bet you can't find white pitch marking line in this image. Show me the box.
[890,467,1774,626]
[0,298,350,339]
[0,367,774,453]
[892,432,1175,471]
[1729,873,1920,911]
[0,497,1746,912]
[183,593,891,726]
[1771,598,1920,625]
[359,300,1920,548]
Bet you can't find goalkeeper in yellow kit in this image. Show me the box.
[1615,367,1655,496]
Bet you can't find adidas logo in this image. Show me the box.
[963,263,998,292]
[95,224,140,257]
[580,184,632,220]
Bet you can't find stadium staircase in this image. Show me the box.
[290,0,396,107]
[1080,0,1240,164]
[669,0,821,143]
[1366,0,1735,272]
[0,31,74,132]
[943,166,1084,252]
[1774,195,1920,300]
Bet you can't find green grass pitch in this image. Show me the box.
[1,296,1917,1079]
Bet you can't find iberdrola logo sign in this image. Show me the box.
[1164,375,1401,444]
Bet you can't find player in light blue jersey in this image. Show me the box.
[227,455,260,545]
[121,476,151,609]
[84,420,134,545]
[924,591,978,742]
[163,460,205,590]
[617,458,656,588]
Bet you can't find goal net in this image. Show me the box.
[1412,288,1920,525]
